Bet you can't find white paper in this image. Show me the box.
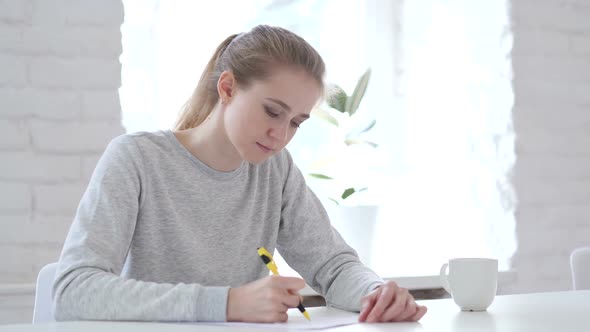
[191,307,359,330]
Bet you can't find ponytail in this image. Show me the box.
[174,34,239,130]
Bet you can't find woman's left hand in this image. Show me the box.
[358,281,428,323]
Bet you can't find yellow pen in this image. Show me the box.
[257,247,311,321]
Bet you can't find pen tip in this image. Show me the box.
[303,312,311,321]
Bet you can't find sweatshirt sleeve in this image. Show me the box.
[275,150,384,312]
[52,135,228,322]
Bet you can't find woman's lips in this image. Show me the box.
[256,142,274,153]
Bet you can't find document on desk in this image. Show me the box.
[192,307,359,330]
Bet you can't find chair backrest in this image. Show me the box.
[33,262,58,323]
[571,247,590,290]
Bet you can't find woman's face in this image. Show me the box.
[222,66,321,164]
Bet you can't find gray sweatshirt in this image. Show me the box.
[53,130,383,322]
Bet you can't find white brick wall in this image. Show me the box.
[0,0,124,324]
[510,0,590,293]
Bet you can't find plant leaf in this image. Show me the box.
[341,187,356,200]
[327,85,348,114]
[312,107,339,127]
[329,197,340,205]
[345,68,371,116]
[309,173,334,180]
[344,138,378,148]
[340,187,368,200]
[359,119,376,134]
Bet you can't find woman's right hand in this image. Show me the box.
[227,275,306,323]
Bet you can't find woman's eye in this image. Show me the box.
[291,121,301,129]
[264,106,279,118]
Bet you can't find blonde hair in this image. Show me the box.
[174,25,326,130]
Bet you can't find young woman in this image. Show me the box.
[53,25,427,324]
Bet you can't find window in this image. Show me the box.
[120,0,515,278]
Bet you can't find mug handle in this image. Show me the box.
[439,262,452,294]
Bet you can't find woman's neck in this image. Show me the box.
[174,107,243,172]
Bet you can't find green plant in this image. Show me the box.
[309,68,377,205]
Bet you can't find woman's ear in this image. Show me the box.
[217,71,235,104]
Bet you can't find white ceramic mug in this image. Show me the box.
[439,258,498,311]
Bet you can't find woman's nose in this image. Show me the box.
[268,121,289,142]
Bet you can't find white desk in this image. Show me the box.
[1,291,588,331]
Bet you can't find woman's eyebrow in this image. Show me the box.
[264,97,310,119]
[265,98,291,111]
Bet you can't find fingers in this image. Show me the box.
[287,290,305,308]
[261,312,288,323]
[385,287,413,322]
[358,286,382,322]
[410,305,428,321]
[271,275,306,291]
[365,282,398,322]
[359,281,428,323]
[277,312,289,323]
[358,295,376,322]
[282,292,302,308]
[268,276,305,309]
[229,276,304,323]
[270,276,305,308]
[385,292,416,322]
[265,288,298,307]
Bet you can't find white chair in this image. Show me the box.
[33,262,58,323]
[570,247,590,290]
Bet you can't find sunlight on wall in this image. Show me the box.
[367,0,515,276]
